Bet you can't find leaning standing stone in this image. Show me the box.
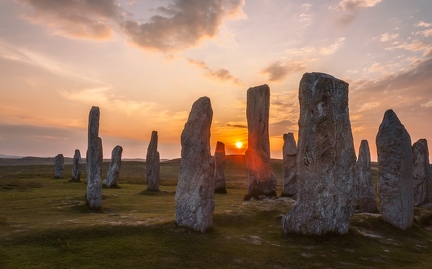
[103,145,123,187]
[357,140,378,213]
[214,141,227,194]
[376,109,413,230]
[146,131,160,191]
[54,154,64,179]
[86,106,102,209]
[175,97,214,232]
[412,139,432,208]
[282,72,357,235]
[281,133,297,198]
[244,84,277,200]
[71,149,81,181]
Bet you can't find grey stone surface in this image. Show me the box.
[357,140,378,213]
[103,145,123,187]
[146,131,160,191]
[214,141,227,194]
[376,109,413,230]
[175,97,214,232]
[54,154,64,179]
[86,106,102,209]
[281,133,297,197]
[412,139,432,208]
[282,72,357,235]
[71,149,81,181]
[244,84,277,200]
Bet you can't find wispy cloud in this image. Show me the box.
[284,37,345,59]
[187,58,244,85]
[261,60,306,82]
[331,0,382,26]
[380,32,399,42]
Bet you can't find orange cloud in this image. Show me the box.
[261,60,306,82]
[187,58,244,85]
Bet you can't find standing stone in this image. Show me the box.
[376,109,413,230]
[103,145,123,187]
[244,84,277,200]
[71,149,82,181]
[282,72,357,235]
[175,97,214,233]
[146,131,160,191]
[86,106,102,209]
[281,133,297,198]
[54,154,64,179]
[357,140,378,213]
[412,139,432,208]
[214,141,227,194]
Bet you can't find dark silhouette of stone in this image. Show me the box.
[376,109,413,230]
[214,141,227,194]
[103,145,123,187]
[244,84,277,200]
[357,140,378,213]
[175,97,214,232]
[412,139,432,208]
[71,149,81,181]
[282,72,357,235]
[146,131,160,191]
[86,106,102,209]
[281,133,297,198]
[54,154,64,179]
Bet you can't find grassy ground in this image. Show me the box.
[0,157,432,268]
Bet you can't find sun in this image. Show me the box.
[235,141,243,149]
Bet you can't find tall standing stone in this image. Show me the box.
[103,145,123,187]
[86,106,102,209]
[282,72,357,235]
[376,109,413,230]
[71,149,82,181]
[175,97,214,232]
[412,139,432,208]
[244,84,277,200]
[214,141,227,194]
[146,131,160,191]
[357,140,378,213]
[281,133,297,197]
[54,154,64,179]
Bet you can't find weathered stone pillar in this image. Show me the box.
[214,141,227,194]
[54,154,64,179]
[146,131,160,191]
[281,133,297,198]
[244,84,277,200]
[175,97,214,232]
[412,139,432,208]
[357,140,378,213]
[71,149,81,181]
[86,106,102,209]
[376,109,413,230]
[103,145,123,187]
[282,72,357,235]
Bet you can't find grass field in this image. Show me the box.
[1,156,432,268]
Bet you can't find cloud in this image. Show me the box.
[226,123,247,128]
[415,21,432,28]
[380,33,399,42]
[122,0,245,52]
[15,0,123,40]
[187,58,244,85]
[385,39,432,57]
[332,0,382,26]
[285,37,345,59]
[261,60,306,82]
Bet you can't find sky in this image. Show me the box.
[0,0,431,160]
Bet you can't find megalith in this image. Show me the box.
[86,106,102,209]
[71,149,81,181]
[376,109,413,230]
[281,133,297,198]
[146,131,160,191]
[175,97,214,233]
[54,154,64,179]
[244,84,277,200]
[214,141,227,194]
[282,72,357,235]
[412,139,432,208]
[357,140,378,213]
[103,145,123,187]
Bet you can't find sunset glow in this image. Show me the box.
[235,142,243,149]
